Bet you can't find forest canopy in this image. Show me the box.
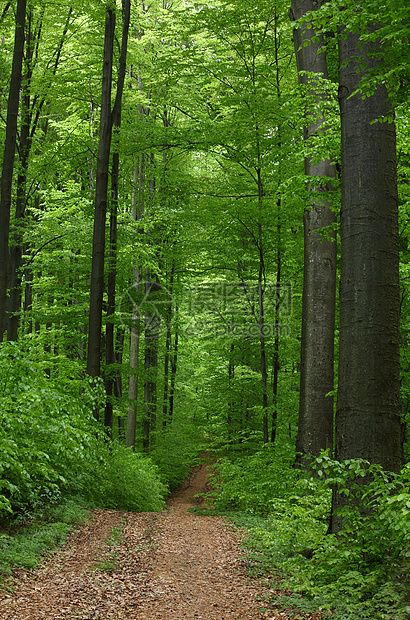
[0,0,409,617]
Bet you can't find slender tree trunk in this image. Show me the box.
[143,271,160,453]
[259,251,269,444]
[162,262,174,428]
[7,7,72,341]
[291,0,337,464]
[115,326,125,440]
[256,170,269,444]
[271,14,283,446]
[86,3,116,403]
[126,270,141,449]
[104,148,117,435]
[332,21,401,532]
[7,26,32,341]
[142,153,159,453]
[168,316,178,424]
[126,156,145,449]
[227,342,235,435]
[23,262,33,334]
[271,210,281,444]
[0,0,26,340]
[104,0,131,434]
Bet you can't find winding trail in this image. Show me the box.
[0,464,310,620]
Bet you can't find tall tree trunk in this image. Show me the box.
[256,170,269,444]
[104,148,117,434]
[162,261,175,428]
[7,16,32,341]
[143,271,160,453]
[271,16,283,445]
[142,153,159,453]
[7,6,72,341]
[126,156,145,449]
[0,0,26,340]
[115,326,125,440]
[271,209,281,444]
[104,0,131,434]
[86,2,116,405]
[168,316,178,424]
[291,0,337,464]
[332,20,402,532]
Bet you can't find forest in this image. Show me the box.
[0,0,409,618]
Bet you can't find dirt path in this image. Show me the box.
[0,464,311,620]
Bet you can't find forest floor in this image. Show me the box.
[0,463,325,620]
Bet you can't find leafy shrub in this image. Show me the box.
[204,444,311,514]
[150,421,203,491]
[207,445,410,619]
[241,455,410,620]
[0,342,167,522]
[87,443,167,512]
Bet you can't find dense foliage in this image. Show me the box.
[0,342,167,520]
[0,0,409,617]
[202,449,410,619]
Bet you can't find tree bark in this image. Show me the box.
[291,0,337,464]
[332,22,402,532]
[0,0,27,340]
[7,20,32,341]
[104,0,131,434]
[143,271,160,453]
[126,295,140,448]
[169,317,178,424]
[162,261,175,428]
[271,210,281,444]
[126,155,145,449]
[86,2,116,402]
[256,170,269,444]
[7,6,72,341]
[115,326,125,440]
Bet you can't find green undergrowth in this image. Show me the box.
[203,446,410,620]
[150,421,205,492]
[0,498,89,576]
[0,342,171,577]
[0,343,168,523]
[93,522,125,573]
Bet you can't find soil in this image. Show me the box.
[0,462,325,620]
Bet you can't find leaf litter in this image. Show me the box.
[0,464,327,620]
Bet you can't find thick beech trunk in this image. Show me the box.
[291,0,337,463]
[0,0,26,340]
[86,3,115,397]
[332,24,402,532]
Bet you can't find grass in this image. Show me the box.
[0,498,89,577]
[93,523,125,573]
